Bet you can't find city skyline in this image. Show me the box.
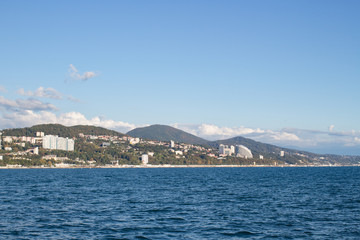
[1,1,359,155]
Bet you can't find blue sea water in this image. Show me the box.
[0,167,359,239]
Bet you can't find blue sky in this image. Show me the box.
[1,0,360,155]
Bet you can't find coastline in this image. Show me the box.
[0,164,359,169]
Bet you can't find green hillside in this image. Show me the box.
[127,124,210,145]
[2,124,124,138]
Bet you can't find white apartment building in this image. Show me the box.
[219,144,235,156]
[36,132,45,137]
[235,145,253,159]
[142,154,149,165]
[43,135,75,151]
[280,151,285,157]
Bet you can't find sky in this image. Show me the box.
[1,0,360,155]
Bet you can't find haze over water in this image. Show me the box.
[1,167,359,239]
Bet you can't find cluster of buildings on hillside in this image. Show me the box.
[218,144,287,159]
[1,127,290,166]
[0,131,75,152]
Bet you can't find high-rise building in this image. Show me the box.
[170,140,175,148]
[42,135,74,151]
[142,154,149,165]
[219,144,235,156]
[43,135,57,150]
[230,145,235,155]
[280,151,285,157]
[235,145,253,159]
[219,144,225,154]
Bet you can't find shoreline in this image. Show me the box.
[0,164,359,169]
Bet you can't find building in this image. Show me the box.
[43,135,74,151]
[3,136,12,143]
[219,144,235,156]
[280,151,285,157]
[259,155,264,160]
[36,132,45,137]
[230,145,235,154]
[129,137,140,145]
[43,135,57,150]
[101,142,110,147]
[175,150,183,155]
[235,145,253,159]
[170,140,175,148]
[33,147,39,155]
[219,144,225,154]
[141,154,149,165]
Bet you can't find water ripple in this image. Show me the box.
[0,167,359,239]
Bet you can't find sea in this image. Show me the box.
[0,167,359,239]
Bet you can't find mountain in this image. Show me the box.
[127,124,210,145]
[2,124,125,138]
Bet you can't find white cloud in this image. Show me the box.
[0,110,58,129]
[68,64,98,81]
[17,87,62,99]
[0,96,57,111]
[173,123,297,142]
[172,123,266,140]
[329,125,335,132]
[0,110,137,134]
[254,130,300,142]
[57,112,137,133]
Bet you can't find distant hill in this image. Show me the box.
[2,124,124,138]
[127,124,210,145]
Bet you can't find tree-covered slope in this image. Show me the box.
[2,124,124,138]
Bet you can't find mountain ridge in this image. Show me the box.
[127,124,210,145]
